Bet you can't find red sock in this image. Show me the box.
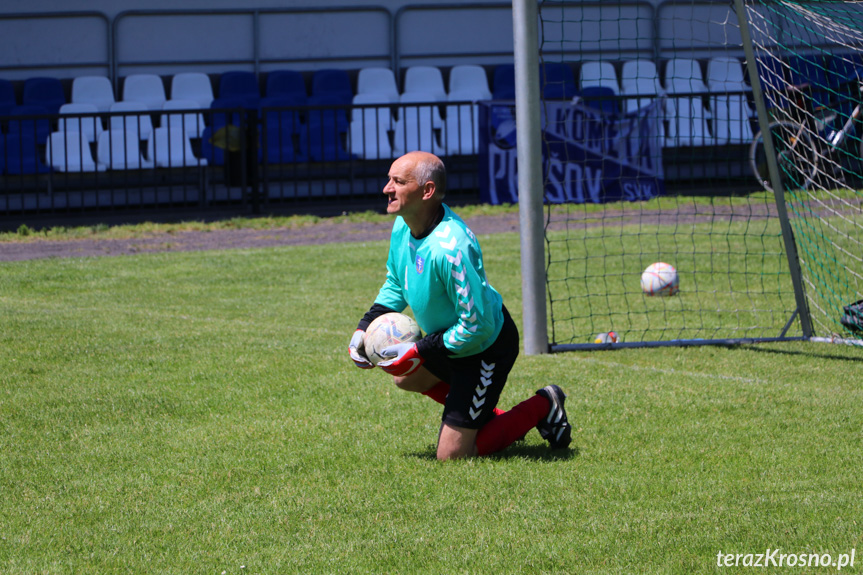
[475,395,550,456]
[422,381,505,416]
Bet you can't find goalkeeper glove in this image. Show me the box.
[348,329,374,369]
[378,342,424,377]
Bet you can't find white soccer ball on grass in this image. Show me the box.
[641,262,680,296]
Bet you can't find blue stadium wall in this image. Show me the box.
[0,1,522,82]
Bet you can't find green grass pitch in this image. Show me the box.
[1,230,861,573]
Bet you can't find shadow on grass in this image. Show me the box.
[741,343,863,363]
[406,442,580,462]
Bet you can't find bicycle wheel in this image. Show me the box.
[749,120,818,193]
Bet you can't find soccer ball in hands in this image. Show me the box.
[641,262,680,296]
[364,313,422,366]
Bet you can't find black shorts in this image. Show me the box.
[423,306,520,429]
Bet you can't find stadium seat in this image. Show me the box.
[621,59,664,113]
[22,76,66,115]
[619,59,667,144]
[448,65,491,96]
[350,92,395,160]
[108,101,153,140]
[147,126,206,168]
[58,103,104,142]
[393,91,446,156]
[403,66,447,99]
[170,72,214,109]
[3,131,49,174]
[160,99,206,138]
[444,67,491,155]
[493,64,516,99]
[445,89,489,156]
[122,74,167,111]
[199,100,259,167]
[356,67,400,103]
[311,69,354,105]
[579,60,620,94]
[97,129,154,170]
[262,98,307,164]
[541,62,577,100]
[706,57,748,92]
[706,57,753,144]
[4,106,51,174]
[266,70,308,101]
[306,92,352,162]
[218,71,260,110]
[664,58,711,146]
[0,79,17,117]
[0,135,4,174]
[46,130,106,172]
[71,76,115,113]
[8,105,52,143]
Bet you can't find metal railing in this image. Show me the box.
[0,99,486,218]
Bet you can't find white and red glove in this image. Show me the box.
[377,342,424,376]
[348,329,374,369]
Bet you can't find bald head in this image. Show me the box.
[402,151,447,201]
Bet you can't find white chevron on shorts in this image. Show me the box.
[470,361,495,420]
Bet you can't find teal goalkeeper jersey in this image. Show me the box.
[375,204,504,358]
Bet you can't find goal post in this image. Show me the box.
[509,0,862,351]
[513,0,550,355]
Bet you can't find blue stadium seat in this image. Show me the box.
[541,62,577,100]
[493,64,516,99]
[22,76,66,115]
[201,100,244,166]
[307,92,352,162]
[266,70,307,101]
[0,134,4,174]
[311,69,353,105]
[200,97,262,166]
[3,131,50,174]
[0,79,17,117]
[218,71,260,108]
[262,97,308,164]
[261,93,308,162]
[8,105,52,143]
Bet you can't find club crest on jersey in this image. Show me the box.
[415,255,425,274]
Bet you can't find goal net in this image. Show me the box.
[530,0,862,350]
[743,0,863,343]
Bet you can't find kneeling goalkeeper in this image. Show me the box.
[349,151,572,460]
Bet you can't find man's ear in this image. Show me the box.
[422,181,437,200]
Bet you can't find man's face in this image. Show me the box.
[383,155,425,217]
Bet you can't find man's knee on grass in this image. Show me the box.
[436,424,478,461]
[393,366,439,393]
